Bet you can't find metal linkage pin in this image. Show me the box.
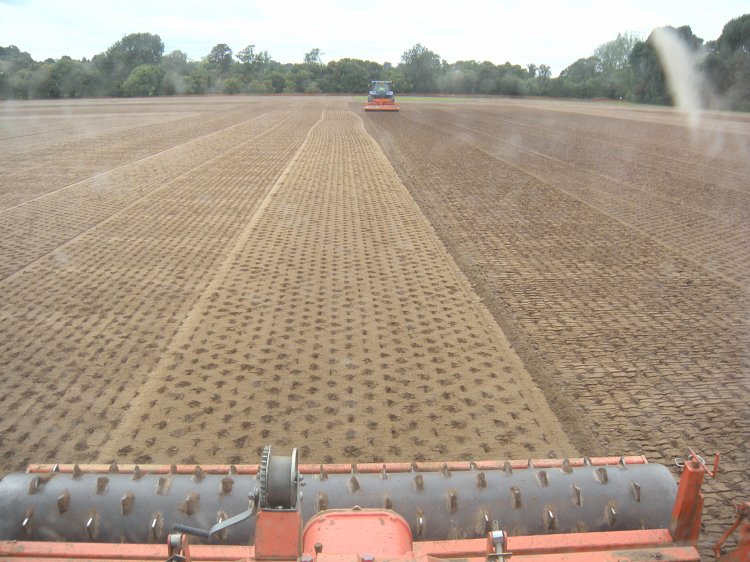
[488,528,512,561]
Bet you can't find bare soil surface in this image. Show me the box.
[0,96,573,475]
[1,95,748,554]
[362,97,750,553]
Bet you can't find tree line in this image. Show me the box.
[0,13,747,110]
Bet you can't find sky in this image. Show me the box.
[0,0,747,75]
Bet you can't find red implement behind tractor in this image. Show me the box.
[364,81,399,111]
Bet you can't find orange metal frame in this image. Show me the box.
[363,98,399,111]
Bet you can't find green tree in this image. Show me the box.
[713,14,750,110]
[329,58,372,92]
[629,37,667,104]
[304,48,323,65]
[717,13,750,52]
[236,44,256,64]
[594,32,639,73]
[207,44,233,73]
[400,43,442,92]
[1,45,38,99]
[94,33,164,95]
[269,71,286,93]
[222,77,242,94]
[122,64,165,96]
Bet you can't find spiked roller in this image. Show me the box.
[0,446,745,561]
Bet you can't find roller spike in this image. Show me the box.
[348,475,360,493]
[414,473,424,492]
[545,507,557,531]
[319,465,328,481]
[52,464,60,472]
[220,476,234,495]
[416,509,425,538]
[447,489,458,514]
[229,465,237,475]
[584,457,592,466]
[150,513,163,541]
[502,461,513,475]
[606,503,617,527]
[215,511,228,541]
[536,470,549,487]
[85,510,97,539]
[317,492,328,512]
[180,492,200,516]
[57,489,71,514]
[121,492,135,516]
[193,466,205,482]
[96,476,109,495]
[476,471,487,489]
[109,462,119,474]
[380,465,388,479]
[72,464,83,480]
[572,485,582,506]
[469,461,478,470]
[527,459,534,469]
[482,512,491,534]
[384,494,392,510]
[561,458,573,473]
[169,465,177,475]
[441,463,451,477]
[132,466,143,481]
[21,510,32,536]
[411,462,418,472]
[619,456,627,468]
[595,467,609,484]
[28,477,40,495]
[510,486,522,509]
[351,463,358,474]
[156,477,170,496]
[631,482,641,502]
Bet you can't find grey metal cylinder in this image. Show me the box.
[0,463,676,544]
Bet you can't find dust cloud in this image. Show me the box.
[651,27,710,129]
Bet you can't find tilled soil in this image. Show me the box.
[1,96,748,555]
[0,96,573,473]
[362,97,750,553]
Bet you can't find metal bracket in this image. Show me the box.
[674,449,719,478]
[166,533,191,562]
[713,502,750,559]
[487,524,512,561]
[172,489,259,540]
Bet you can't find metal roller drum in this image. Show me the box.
[0,462,677,544]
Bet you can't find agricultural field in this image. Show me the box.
[1,95,748,553]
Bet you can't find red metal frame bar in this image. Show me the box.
[670,451,719,543]
[26,456,648,476]
[715,502,750,561]
[0,531,702,562]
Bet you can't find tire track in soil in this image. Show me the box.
[0,104,321,471]
[103,109,576,466]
